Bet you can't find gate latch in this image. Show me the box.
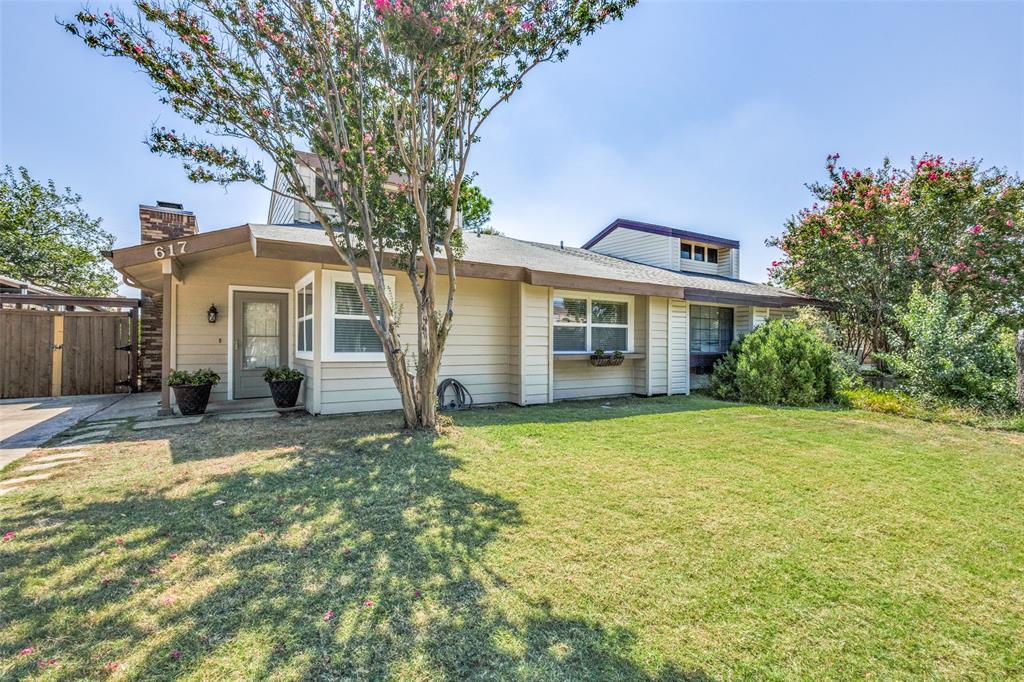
[50,343,63,351]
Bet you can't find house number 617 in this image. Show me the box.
[154,241,188,259]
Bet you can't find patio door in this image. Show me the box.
[232,291,288,399]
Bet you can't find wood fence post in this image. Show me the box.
[51,314,64,397]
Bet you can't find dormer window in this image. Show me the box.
[681,241,719,264]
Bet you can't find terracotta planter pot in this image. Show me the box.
[171,383,214,415]
[268,378,303,408]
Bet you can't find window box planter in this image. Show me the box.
[171,383,214,416]
[263,367,305,408]
[590,351,625,367]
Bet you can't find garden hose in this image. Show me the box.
[437,378,474,411]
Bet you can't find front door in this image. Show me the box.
[233,291,288,399]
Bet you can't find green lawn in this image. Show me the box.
[2,396,1023,680]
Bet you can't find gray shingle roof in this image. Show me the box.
[249,224,814,306]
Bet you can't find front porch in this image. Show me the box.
[87,391,306,422]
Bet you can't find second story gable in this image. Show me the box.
[582,218,741,279]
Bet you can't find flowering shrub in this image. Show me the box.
[768,155,1023,361]
[875,287,1016,410]
[710,320,853,407]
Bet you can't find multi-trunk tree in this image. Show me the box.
[66,0,633,428]
[768,155,1023,404]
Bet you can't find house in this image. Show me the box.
[105,184,814,416]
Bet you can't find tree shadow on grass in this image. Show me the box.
[1,417,705,680]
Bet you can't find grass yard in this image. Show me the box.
[2,396,1023,680]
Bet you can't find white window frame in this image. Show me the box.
[551,290,634,354]
[321,269,396,362]
[294,271,315,360]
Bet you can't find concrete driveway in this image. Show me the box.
[0,394,128,470]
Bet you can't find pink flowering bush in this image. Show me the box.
[768,154,1024,364]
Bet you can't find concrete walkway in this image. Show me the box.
[0,394,128,470]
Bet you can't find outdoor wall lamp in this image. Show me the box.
[207,304,219,324]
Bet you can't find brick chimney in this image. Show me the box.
[139,202,198,391]
[140,201,198,243]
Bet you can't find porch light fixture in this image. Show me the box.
[207,303,219,324]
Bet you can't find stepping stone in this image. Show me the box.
[218,411,281,421]
[59,432,109,445]
[36,451,89,463]
[57,437,102,447]
[1,473,52,486]
[20,461,75,472]
[72,425,114,436]
[133,415,204,430]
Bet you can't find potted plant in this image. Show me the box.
[590,348,625,367]
[166,368,220,415]
[263,366,305,408]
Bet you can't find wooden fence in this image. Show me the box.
[0,308,136,399]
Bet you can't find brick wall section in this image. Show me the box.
[139,205,198,391]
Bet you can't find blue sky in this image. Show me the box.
[2,0,1022,291]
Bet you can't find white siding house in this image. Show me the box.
[109,195,815,416]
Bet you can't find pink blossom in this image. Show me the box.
[169,552,178,560]
[521,20,535,30]
[363,600,374,608]
[19,647,35,656]
[948,262,967,274]
[198,34,210,43]
[907,248,920,262]
[927,171,937,181]
[323,609,334,621]
[431,25,442,35]
[2,531,14,542]
[170,650,183,660]
[969,223,983,234]
[105,662,121,671]
[1008,219,1015,227]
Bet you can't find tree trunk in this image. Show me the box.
[1016,329,1024,411]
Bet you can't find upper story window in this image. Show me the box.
[321,270,395,361]
[552,292,633,353]
[295,273,314,359]
[681,242,719,264]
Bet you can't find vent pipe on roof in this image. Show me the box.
[560,240,564,249]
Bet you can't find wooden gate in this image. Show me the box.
[0,309,134,398]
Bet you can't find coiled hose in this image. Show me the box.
[437,378,474,411]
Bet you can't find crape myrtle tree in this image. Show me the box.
[767,154,1024,404]
[65,0,633,428]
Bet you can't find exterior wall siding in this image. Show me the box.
[769,307,798,321]
[553,359,637,400]
[632,295,648,394]
[668,299,689,394]
[646,296,669,395]
[588,227,676,270]
[518,283,551,405]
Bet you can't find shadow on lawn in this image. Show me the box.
[1,415,705,680]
